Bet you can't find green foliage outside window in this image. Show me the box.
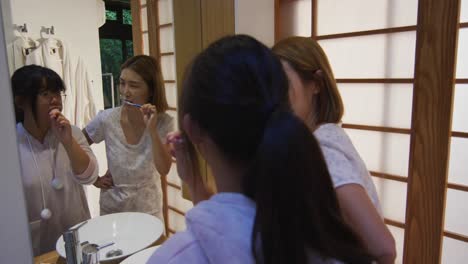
[123,9,132,25]
[106,10,117,21]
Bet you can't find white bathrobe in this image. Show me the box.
[12,36,40,69]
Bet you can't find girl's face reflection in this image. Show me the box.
[119,68,151,106]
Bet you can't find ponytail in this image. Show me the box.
[245,110,373,264]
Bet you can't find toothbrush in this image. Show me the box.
[122,99,142,108]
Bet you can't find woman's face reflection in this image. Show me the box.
[119,68,151,106]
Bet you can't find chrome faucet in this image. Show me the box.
[63,221,87,264]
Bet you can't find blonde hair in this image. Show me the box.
[121,55,169,113]
[272,36,343,124]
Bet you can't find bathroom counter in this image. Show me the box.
[33,251,65,264]
[33,235,166,263]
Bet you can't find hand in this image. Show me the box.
[49,109,73,146]
[166,131,196,186]
[167,131,212,204]
[93,170,114,189]
[141,104,158,130]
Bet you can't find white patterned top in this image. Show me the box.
[85,107,174,220]
[314,123,383,215]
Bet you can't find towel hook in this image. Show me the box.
[18,23,28,33]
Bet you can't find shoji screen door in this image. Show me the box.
[130,0,192,236]
[442,0,468,263]
[277,0,467,263]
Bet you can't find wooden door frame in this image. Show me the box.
[404,0,461,262]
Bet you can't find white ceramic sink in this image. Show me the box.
[56,212,163,262]
[120,245,160,264]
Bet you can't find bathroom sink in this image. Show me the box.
[56,212,164,262]
[120,245,160,264]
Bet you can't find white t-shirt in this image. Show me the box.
[85,107,174,219]
[314,123,383,215]
[16,123,98,256]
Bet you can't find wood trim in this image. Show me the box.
[447,183,468,192]
[200,0,235,48]
[384,218,406,229]
[311,0,317,38]
[342,123,411,134]
[160,52,175,56]
[168,205,186,216]
[460,22,468,28]
[167,181,182,190]
[130,0,143,55]
[274,0,280,43]
[161,175,169,236]
[403,1,461,263]
[164,80,176,83]
[444,231,468,243]
[168,228,176,234]
[336,78,414,84]
[146,0,160,57]
[168,106,177,111]
[316,25,417,40]
[141,3,147,8]
[370,171,408,183]
[452,131,468,138]
[455,79,468,84]
[158,23,173,28]
[141,30,148,34]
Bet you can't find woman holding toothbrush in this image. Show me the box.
[83,55,174,222]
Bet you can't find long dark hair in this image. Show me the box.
[180,35,373,264]
[11,65,65,123]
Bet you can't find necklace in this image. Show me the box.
[24,130,62,220]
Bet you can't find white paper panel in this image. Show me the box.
[279,0,311,38]
[339,83,413,129]
[387,226,405,264]
[167,163,181,186]
[461,0,468,23]
[317,0,418,35]
[168,209,186,232]
[441,237,468,264]
[167,185,193,213]
[159,26,175,53]
[456,29,468,78]
[142,32,149,55]
[167,110,178,130]
[345,129,410,177]
[448,137,468,186]
[319,31,416,78]
[165,82,177,108]
[141,7,148,32]
[452,85,468,132]
[444,189,468,236]
[141,0,146,5]
[158,0,173,24]
[161,55,176,80]
[372,177,407,223]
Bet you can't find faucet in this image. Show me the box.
[63,221,87,264]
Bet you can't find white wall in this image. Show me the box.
[234,0,274,47]
[2,0,106,218]
[0,1,34,262]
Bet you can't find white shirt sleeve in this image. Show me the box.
[320,145,366,189]
[84,109,107,144]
